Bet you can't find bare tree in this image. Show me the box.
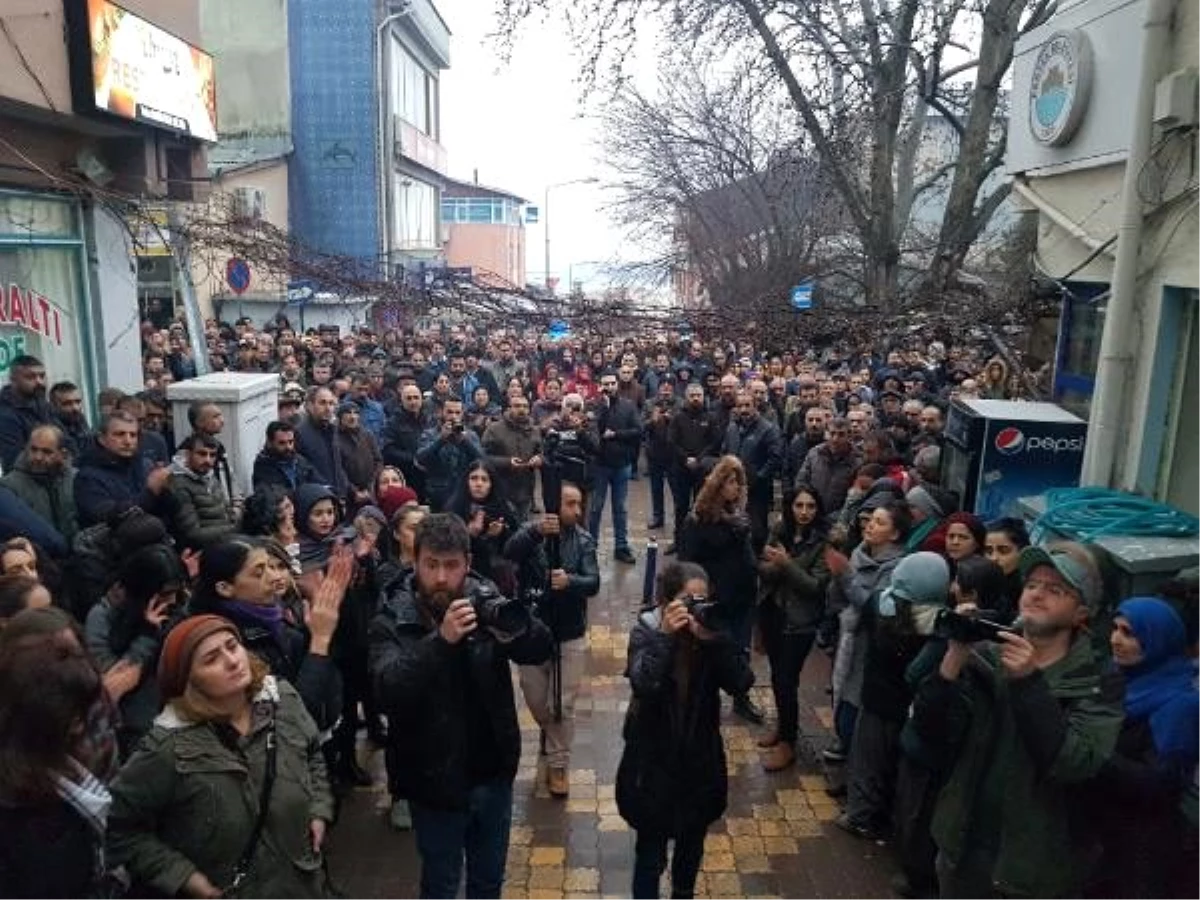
[495,0,1057,310]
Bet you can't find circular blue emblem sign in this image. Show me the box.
[1029,29,1093,147]
[226,257,251,295]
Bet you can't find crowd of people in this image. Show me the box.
[0,310,1194,900]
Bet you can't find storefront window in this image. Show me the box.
[0,193,91,396]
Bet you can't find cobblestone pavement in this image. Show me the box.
[328,481,897,898]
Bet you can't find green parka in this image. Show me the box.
[107,677,335,898]
[911,632,1123,897]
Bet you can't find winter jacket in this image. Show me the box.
[616,608,753,835]
[336,427,382,493]
[911,634,1123,897]
[541,415,598,491]
[456,366,501,405]
[592,396,642,469]
[251,449,323,495]
[0,384,54,473]
[369,571,551,810]
[796,443,862,513]
[0,452,77,544]
[482,416,543,514]
[721,416,784,501]
[380,406,431,488]
[828,541,905,710]
[73,443,161,529]
[642,399,676,467]
[678,513,758,609]
[84,597,164,755]
[0,794,100,897]
[107,678,335,899]
[355,396,387,441]
[293,416,348,498]
[667,404,721,470]
[504,521,599,642]
[758,521,830,634]
[415,427,483,510]
[166,462,236,550]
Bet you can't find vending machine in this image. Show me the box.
[940,399,1088,521]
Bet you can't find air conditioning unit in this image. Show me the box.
[231,186,267,221]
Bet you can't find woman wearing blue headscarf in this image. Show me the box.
[1092,596,1198,898]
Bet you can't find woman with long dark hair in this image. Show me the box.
[84,545,185,757]
[616,561,753,899]
[0,607,112,897]
[448,460,518,594]
[678,456,763,724]
[756,484,831,771]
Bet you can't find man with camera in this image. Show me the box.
[505,481,600,798]
[910,541,1123,898]
[369,513,551,899]
[416,398,483,511]
[541,393,598,516]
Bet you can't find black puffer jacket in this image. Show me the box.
[504,521,600,642]
[369,572,551,810]
[616,608,753,835]
[678,513,758,609]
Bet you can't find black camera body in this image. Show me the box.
[934,608,1016,643]
[682,594,723,631]
[451,422,465,435]
[469,583,524,635]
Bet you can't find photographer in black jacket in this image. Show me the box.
[369,513,551,899]
[506,480,600,798]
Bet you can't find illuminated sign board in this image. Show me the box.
[65,0,217,142]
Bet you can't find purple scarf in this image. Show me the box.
[223,600,285,639]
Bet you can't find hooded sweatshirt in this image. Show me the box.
[294,483,352,573]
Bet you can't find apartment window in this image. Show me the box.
[441,197,521,225]
[394,178,438,250]
[392,42,436,137]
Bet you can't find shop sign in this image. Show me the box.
[2,284,66,347]
[67,0,218,142]
[1028,29,1093,147]
[0,334,30,374]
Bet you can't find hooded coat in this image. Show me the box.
[166,459,236,550]
[0,451,77,544]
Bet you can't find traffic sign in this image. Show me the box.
[790,280,814,310]
[286,280,315,305]
[226,257,251,295]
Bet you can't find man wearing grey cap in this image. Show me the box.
[911,540,1123,898]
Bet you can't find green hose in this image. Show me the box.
[1033,487,1200,543]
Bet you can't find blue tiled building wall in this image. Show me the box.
[289,0,381,276]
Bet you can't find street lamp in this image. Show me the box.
[544,177,599,293]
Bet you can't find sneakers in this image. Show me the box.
[762,742,795,772]
[822,743,849,763]
[389,799,413,831]
[614,547,637,565]
[732,695,765,725]
[547,767,570,797]
[834,812,882,841]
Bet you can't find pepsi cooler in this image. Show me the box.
[940,399,1087,521]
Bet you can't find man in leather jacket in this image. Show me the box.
[505,482,600,798]
[369,513,551,899]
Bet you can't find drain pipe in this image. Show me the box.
[1080,0,1176,488]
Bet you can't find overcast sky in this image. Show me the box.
[436,1,655,291]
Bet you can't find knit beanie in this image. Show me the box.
[379,485,419,521]
[944,511,987,549]
[158,615,240,700]
[906,485,946,521]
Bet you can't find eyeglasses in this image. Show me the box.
[1023,578,1077,600]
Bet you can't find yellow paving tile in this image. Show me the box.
[725,816,758,836]
[703,833,732,852]
[792,820,824,837]
[596,784,616,800]
[564,867,600,892]
[528,865,565,890]
[798,775,827,791]
[529,891,562,899]
[707,872,743,897]
[758,819,788,836]
[737,854,772,874]
[566,799,597,815]
[764,835,799,855]
[775,788,807,806]
[702,850,736,872]
[570,768,597,785]
[731,834,765,855]
[501,888,523,899]
[783,804,816,821]
[752,803,786,820]
[529,846,566,866]
[597,815,628,831]
[812,804,839,823]
[597,800,620,817]
[510,825,534,845]
[572,782,597,799]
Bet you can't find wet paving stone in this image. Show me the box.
[328,482,897,898]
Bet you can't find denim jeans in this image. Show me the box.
[409,778,514,898]
[588,463,631,552]
[632,827,707,898]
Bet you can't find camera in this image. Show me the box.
[682,593,723,630]
[452,422,465,434]
[934,608,1016,643]
[470,583,525,635]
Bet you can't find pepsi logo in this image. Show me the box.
[995,427,1025,455]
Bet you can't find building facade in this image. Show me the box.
[0,0,211,404]
[441,176,527,288]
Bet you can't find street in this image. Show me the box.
[328,479,896,898]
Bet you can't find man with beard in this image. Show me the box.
[295,386,349,499]
[252,420,323,493]
[416,398,483,512]
[666,382,720,554]
[720,390,783,551]
[49,380,92,458]
[74,411,171,528]
[711,373,741,436]
[0,355,54,472]
[0,424,78,543]
[482,394,543,521]
[783,406,831,505]
[912,542,1122,898]
[382,382,432,498]
[588,372,641,565]
[166,431,237,551]
[370,513,551,898]
[336,400,382,506]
